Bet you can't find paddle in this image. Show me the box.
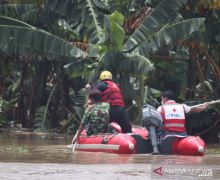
[70,84,91,152]
[71,82,93,151]
[67,144,74,150]
[72,141,77,152]
[190,99,220,108]
[72,130,78,152]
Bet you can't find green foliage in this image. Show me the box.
[69,88,86,119]
[86,0,102,40]
[100,51,154,119]
[91,2,205,122]
[101,11,125,52]
[0,0,215,133]
[58,88,86,134]
[0,98,6,125]
[33,105,50,132]
[101,52,153,76]
[2,0,43,5]
[0,25,84,59]
[5,144,29,154]
[185,100,213,133]
[124,0,188,51]
[186,110,213,129]
[196,80,213,95]
[0,96,17,126]
[0,4,40,23]
[125,55,154,76]
[92,0,110,12]
[151,58,188,95]
[46,0,105,43]
[64,60,97,80]
[137,18,205,56]
[0,15,33,27]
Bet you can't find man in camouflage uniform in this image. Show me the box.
[72,89,110,144]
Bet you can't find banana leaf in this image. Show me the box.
[0,15,33,27]
[0,4,39,19]
[101,11,125,52]
[137,18,205,56]
[46,0,103,43]
[124,0,188,51]
[0,25,85,59]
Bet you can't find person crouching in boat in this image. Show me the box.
[157,90,210,136]
[72,89,110,144]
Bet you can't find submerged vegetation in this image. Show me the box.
[0,0,219,142]
[1,144,29,154]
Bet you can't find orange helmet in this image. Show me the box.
[99,71,112,80]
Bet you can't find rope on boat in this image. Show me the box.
[80,133,118,138]
[79,133,118,144]
[79,132,136,146]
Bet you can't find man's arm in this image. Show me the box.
[96,82,108,92]
[157,106,162,113]
[188,102,210,113]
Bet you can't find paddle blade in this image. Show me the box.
[72,142,77,152]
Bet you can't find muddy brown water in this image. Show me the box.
[0,130,220,180]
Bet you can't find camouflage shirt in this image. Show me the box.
[82,102,110,136]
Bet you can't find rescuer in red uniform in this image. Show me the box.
[157,90,210,135]
[95,71,132,133]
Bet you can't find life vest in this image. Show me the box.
[161,100,186,133]
[101,80,125,107]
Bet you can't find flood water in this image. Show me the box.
[0,129,220,180]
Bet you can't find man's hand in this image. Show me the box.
[190,102,210,113]
[203,102,210,109]
[85,84,91,90]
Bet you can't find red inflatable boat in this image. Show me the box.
[76,133,137,154]
[159,134,205,156]
[73,123,206,156]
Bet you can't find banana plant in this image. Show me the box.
[0,0,208,127]
[0,13,86,130]
[48,0,206,123]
